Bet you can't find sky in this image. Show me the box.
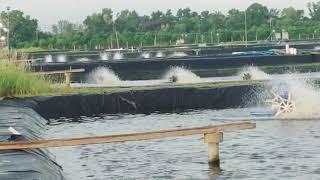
[0,0,312,31]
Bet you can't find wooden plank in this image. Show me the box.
[34,68,85,75]
[0,122,255,150]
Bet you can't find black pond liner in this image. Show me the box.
[0,105,66,179]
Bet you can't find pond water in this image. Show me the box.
[45,107,320,180]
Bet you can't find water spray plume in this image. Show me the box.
[156,52,165,58]
[57,55,67,63]
[87,67,121,85]
[142,52,151,59]
[100,52,110,61]
[268,76,320,118]
[170,52,188,58]
[239,66,271,81]
[45,55,53,63]
[164,66,201,84]
[113,52,124,60]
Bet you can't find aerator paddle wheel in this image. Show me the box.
[267,91,295,117]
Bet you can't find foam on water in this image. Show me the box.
[163,66,201,84]
[87,67,121,85]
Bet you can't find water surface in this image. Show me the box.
[45,107,320,179]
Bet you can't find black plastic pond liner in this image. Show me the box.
[0,105,65,180]
[13,84,262,119]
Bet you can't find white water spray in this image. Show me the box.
[57,54,67,63]
[242,66,320,118]
[113,52,124,60]
[142,52,151,59]
[239,66,271,80]
[44,55,53,63]
[169,52,188,58]
[156,51,165,58]
[87,67,121,85]
[100,52,110,61]
[163,66,201,84]
[268,75,320,118]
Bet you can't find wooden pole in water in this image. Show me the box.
[204,132,223,166]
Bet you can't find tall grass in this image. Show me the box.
[0,60,50,97]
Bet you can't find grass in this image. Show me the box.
[0,60,50,97]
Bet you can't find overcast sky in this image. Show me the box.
[0,0,312,30]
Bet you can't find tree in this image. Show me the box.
[246,3,270,28]
[0,10,38,47]
[308,1,320,20]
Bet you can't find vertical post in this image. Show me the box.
[244,10,248,47]
[111,36,113,49]
[115,31,119,49]
[210,31,213,44]
[204,132,223,166]
[154,32,157,47]
[65,72,71,86]
[7,6,10,61]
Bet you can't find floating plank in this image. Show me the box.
[34,68,85,75]
[0,122,255,150]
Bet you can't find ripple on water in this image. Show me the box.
[45,108,320,179]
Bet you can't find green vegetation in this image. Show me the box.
[0,60,50,97]
[2,2,320,50]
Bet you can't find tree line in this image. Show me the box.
[1,2,320,50]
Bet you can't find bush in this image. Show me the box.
[0,61,50,97]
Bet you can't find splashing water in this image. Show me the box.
[239,66,271,80]
[57,55,67,63]
[169,52,188,58]
[163,66,201,84]
[113,52,124,60]
[141,52,151,59]
[87,67,121,85]
[267,75,320,119]
[45,55,53,63]
[243,67,320,119]
[100,52,110,61]
[156,52,165,58]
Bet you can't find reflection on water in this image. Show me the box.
[46,107,320,179]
